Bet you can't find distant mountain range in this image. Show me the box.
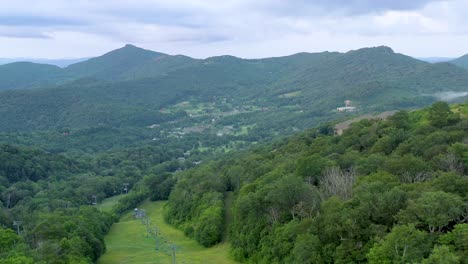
[449,54,468,69]
[416,57,455,63]
[1,45,468,91]
[0,57,88,67]
[417,55,468,69]
[0,44,467,134]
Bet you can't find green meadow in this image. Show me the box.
[98,200,238,264]
[98,194,127,212]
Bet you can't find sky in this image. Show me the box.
[0,0,467,59]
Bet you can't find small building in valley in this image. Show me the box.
[337,106,357,112]
[337,100,357,112]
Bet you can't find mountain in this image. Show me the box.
[0,57,88,67]
[63,44,198,80]
[164,102,468,263]
[416,57,454,63]
[0,45,467,150]
[0,45,199,90]
[449,54,468,69]
[260,46,468,111]
[1,44,467,263]
[0,62,63,90]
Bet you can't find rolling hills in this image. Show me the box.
[164,102,468,263]
[0,62,64,90]
[450,54,468,69]
[1,42,467,264]
[0,45,467,152]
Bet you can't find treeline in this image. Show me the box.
[164,101,468,263]
[0,141,191,263]
[0,207,113,264]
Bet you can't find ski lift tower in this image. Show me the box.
[13,221,22,235]
[123,183,129,194]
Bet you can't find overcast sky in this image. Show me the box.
[1,0,467,59]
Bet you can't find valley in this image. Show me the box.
[98,199,237,264]
[0,44,467,264]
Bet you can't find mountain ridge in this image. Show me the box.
[0,44,437,91]
[0,44,467,135]
[449,54,468,69]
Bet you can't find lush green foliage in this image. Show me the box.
[0,141,189,263]
[165,102,468,263]
[98,200,237,264]
[2,43,468,263]
[0,62,63,90]
[0,45,467,154]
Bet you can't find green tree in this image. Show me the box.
[397,191,465,233]
[0,255,34,264]
[287,233,323,264]
[438,224,468,262]
[0,228,19,253]
[367,224,432,264]
[428,101,459,128]
[194,205,223,247]
[296,154,336,185]
[388,110,410,129]
[422,245,460,264]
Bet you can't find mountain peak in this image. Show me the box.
[449,54,468,69]
[349,46,395,55]
[374,46,394,53]
[123,44,139,49]
[111,44,165,56]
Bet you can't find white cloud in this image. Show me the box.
[0,0,466,58]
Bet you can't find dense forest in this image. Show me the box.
[1,99,466,263]
[0,45,467,154]
[164,101,468,263]
[0,141,193,263]
[1,43,467,264]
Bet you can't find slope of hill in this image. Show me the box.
[0,57,88,67]
[0,45,467,153]
[164,102,468,263]
[0,45,199,90]
[0,62,64,90]
[417,57,454,63]
[98,200,237,264]
[64,44,198,80]
[449,54,468,69]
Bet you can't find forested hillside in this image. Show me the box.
[164,102,468,263]
[0,141,195,263]
[1,43,468,263]
[0,62,64,90]
[1,99,466,263]
[1,45,468,155]
[450,54,468,69]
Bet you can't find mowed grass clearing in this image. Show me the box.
[98,200,238,264]
[98,194,127,212]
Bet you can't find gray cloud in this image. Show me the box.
[170,35,231,44]
[0,31,50,39]
[307,0,444,13]
[99,6,204,29]
[0,15,86,27]
[0,26,51,39]
[245,0,447,17]
[0,0,465,59]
